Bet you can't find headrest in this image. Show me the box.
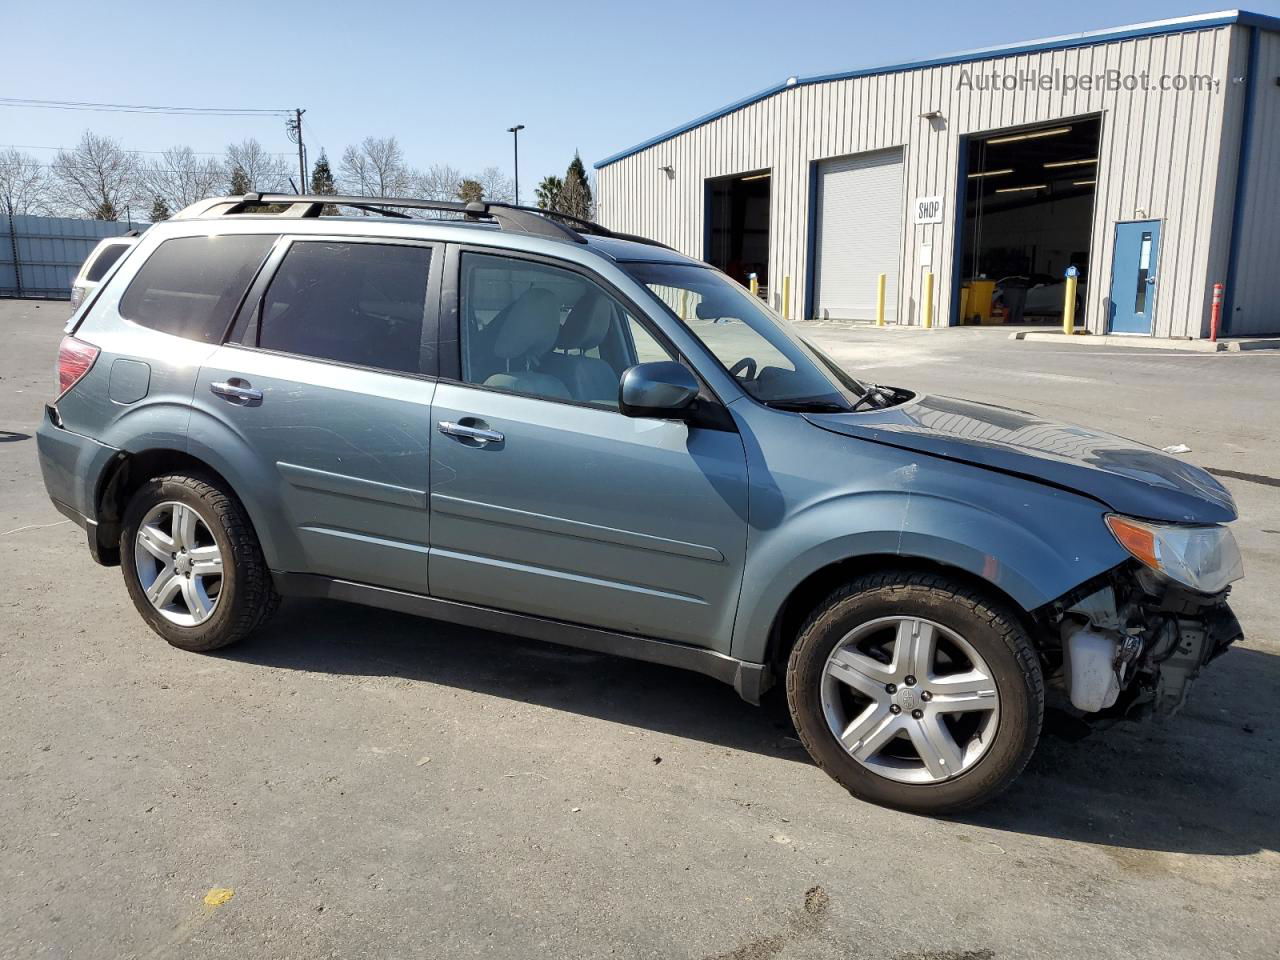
[491,288,561,361]
[557,292,611,351]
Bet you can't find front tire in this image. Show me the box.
[120,474,278,652]
[786,571,1043,813]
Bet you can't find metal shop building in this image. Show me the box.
[594,10,1280,339]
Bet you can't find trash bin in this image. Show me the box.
[967,279,996,323]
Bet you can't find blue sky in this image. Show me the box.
[5,0,1279,195]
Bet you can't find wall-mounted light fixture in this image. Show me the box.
[658,164,674,179]
[919,109,943,120]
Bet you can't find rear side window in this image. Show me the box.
[119,235,275,342]
[84,242,129,282]
[250,241,431,376]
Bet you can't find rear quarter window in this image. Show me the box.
[119,235,276,342]
[84,242,130,282]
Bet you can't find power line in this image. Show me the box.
[0,97,291,118]
[1,143,294,159]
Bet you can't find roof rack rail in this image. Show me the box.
[174,193,673,250]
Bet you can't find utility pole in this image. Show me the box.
[507,124,525,205]
[287,108,307,194]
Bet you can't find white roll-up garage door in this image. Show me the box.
[813,149,904,322]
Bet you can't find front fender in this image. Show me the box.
[727,413,1131,664]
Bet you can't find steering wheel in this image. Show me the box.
[728,357,758,379]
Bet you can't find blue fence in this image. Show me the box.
[1,215,147,299]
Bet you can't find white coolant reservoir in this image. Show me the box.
[1062,625,1121,713]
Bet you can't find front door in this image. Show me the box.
[1109,220,1161,334]
[191,236,440,593]
[427,249,749,651]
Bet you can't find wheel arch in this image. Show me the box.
[93,445,287,569]
[759,554,1042,679]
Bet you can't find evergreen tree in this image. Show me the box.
[310,151,339,214]
[535,175,563,212]
[457,178,483,204]
[310,151,337,196]
[560,152,593,219]
[149,196,171,222]
[92,199,119,221]
[229,164,250,195]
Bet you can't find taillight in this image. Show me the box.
[56,335,99,400]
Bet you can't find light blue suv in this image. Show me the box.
[39,193,1245,812]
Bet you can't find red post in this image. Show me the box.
[1210,283,1224,342]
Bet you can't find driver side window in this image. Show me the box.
[459,253,675,407]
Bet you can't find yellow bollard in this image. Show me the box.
[876,274,887,327]
[749,273,759,298]
[1062,273,1078,336]
[782,276,791,321]
[923,272,935,329]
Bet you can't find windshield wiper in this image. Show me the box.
[849,384,894,412]
[765,399,851,413]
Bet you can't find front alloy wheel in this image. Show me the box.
[787,571,1043,813]
[821,616,999,784]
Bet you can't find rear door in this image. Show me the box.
[427,247,750,651]
[191,236,441,593]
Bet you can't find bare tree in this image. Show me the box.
[415,163,462,201]
[0,149,48,217]
[474,166,514,203]
[340,136,412,198]
[141,146,225,213]
[49,131,142,220]
[224,138,289,193]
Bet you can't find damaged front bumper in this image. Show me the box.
[1048,566,1243,719]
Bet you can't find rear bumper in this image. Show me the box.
[37,405,120,562]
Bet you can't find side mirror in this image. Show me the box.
[618,361,699,419]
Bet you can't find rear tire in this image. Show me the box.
[786,570,1043,813]
[120,474,278,652]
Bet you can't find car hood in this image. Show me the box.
[805,394,1236,524]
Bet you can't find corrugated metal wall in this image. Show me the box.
[1227,28,1280,336]
[0,216,143,299]
[597,25,1250,338]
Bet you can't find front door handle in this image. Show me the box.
[210,378,263,406]
[438,420,504,444]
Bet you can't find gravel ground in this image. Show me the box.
[2,299,1277,960]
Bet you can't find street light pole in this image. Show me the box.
[507,124,525,205]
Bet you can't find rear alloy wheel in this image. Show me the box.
[121,474,278,652]
[133,501,224,627]
[787,571,1043,813]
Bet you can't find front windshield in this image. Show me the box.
[624,261,865,410]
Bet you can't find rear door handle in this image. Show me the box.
[438,420,504,444]
[210,378,263,406]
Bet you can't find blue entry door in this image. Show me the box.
[1109,220,1161,334]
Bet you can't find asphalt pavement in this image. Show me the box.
[2,300,1277,959]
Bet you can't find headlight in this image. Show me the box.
[1105,515,1244,594]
